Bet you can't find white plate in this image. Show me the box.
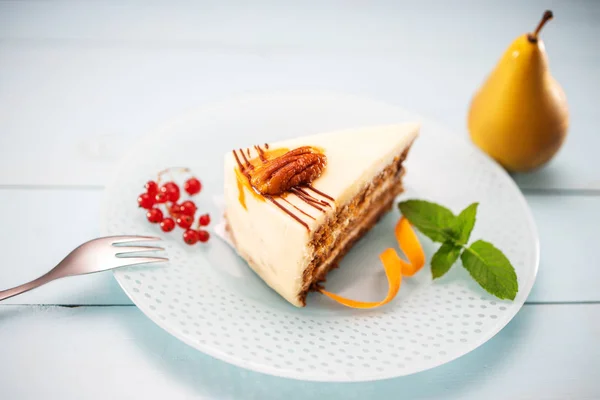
[101,91,539,382]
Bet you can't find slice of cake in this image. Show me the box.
[223,123,420,307]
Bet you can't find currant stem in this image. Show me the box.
[156,167,191,185]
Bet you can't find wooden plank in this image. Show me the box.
[0,188,598,305]
[0,1,598,188]
[0,46,597,189]
[1,0,598,61]
[0,304,597,399]
[525,193,600,302]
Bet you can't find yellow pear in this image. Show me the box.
[468,10,569,172]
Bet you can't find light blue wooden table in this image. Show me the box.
[1,1,599,398]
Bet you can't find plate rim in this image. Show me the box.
[101,90,540,382]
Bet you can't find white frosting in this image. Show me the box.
[223,123,420,306]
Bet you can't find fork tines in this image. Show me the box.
[109,236,168,267]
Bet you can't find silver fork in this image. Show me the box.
[0,236,168,301]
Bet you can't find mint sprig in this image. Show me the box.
[461,241,519,300]
[454,202,478,245]
[430,243,462,279]
[396,200,457,243]
[398,200,518,300]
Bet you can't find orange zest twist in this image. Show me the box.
[318,217,425,308]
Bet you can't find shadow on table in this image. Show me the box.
[120,306,532,400]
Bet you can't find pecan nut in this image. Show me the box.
[249,146,326,195]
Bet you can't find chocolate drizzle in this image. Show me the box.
[266,195,309,230]
[296,187,330,207]
[254,145,267,162]
[239,149,253,170]
[282,198,316,220]
[232,150,246,175]
[306,184,335,202]
[232,145,333,231]
[290,188,326,212]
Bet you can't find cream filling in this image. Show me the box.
[306,173,400,288]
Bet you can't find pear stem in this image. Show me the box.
[528,10,553,43]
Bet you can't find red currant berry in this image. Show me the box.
[184,177,202,195]
[155,192,168,204]
[180,200,197,216]
[160,217,175,232]
[169,203,182,216]
[176,215,194,229]
[183,229,199,245]
[137,193,155,209]
[197,230,210,243]
[145,180,158,196]
[198,213,210,226]
[160,182,180,203]
[146,208,164,223]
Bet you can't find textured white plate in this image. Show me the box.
[101,91,539,382]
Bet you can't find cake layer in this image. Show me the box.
[223,123,420,306]
[298,150,407,305]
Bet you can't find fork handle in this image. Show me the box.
[0,271,58,301]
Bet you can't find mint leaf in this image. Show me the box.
[398,200,458,243]
[431,243,463,279]
[454,203,478,245]
[460,240,518,300]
